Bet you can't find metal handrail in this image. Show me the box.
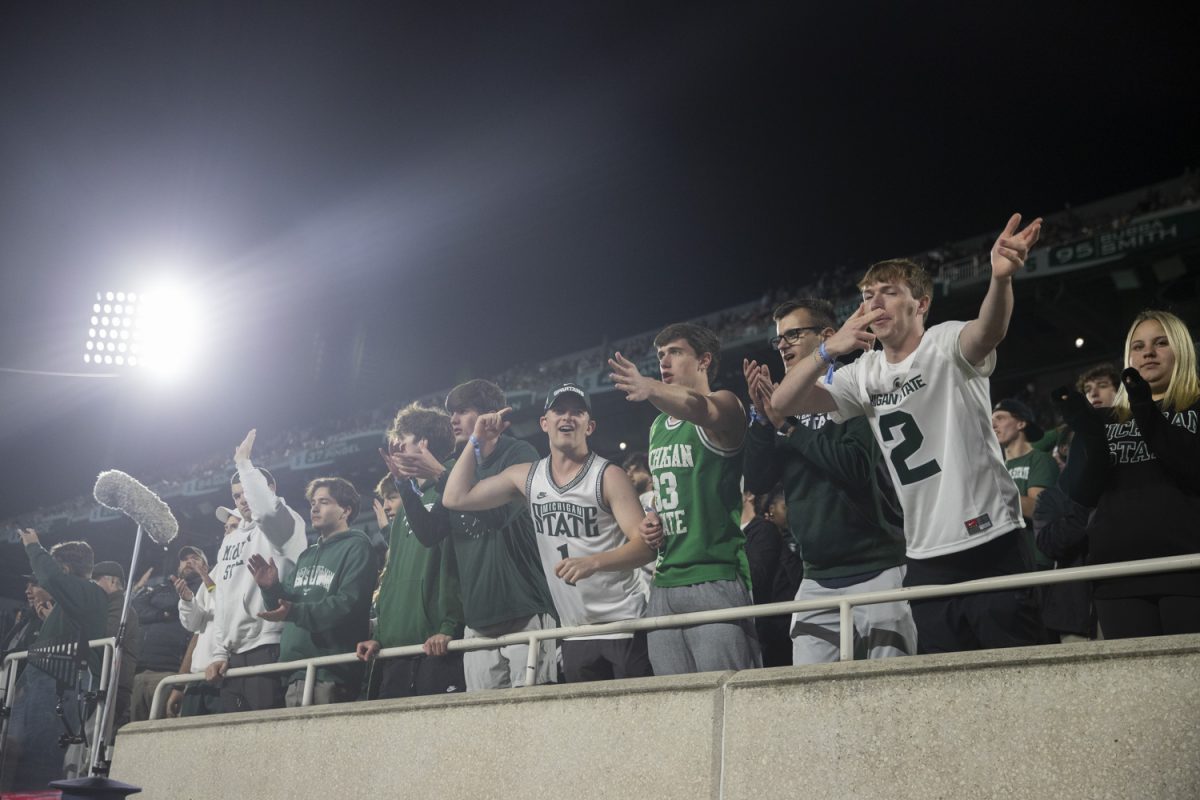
[0,637,116,784]
[141,553,1200,720]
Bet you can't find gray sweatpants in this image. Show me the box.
[647,580,761,676]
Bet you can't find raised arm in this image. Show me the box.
[772,304,880,417]
[555,464,655,584]
[960,213,1042,366]
[608,352,745,450]
[232,429,300,549]
[442,408,528,511]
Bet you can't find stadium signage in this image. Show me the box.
[1048,206,1200,269]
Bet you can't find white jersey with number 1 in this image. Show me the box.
[818,320,1022,559]
[526,452,648,635]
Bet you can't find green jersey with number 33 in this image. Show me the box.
[648,413,750,588]
[820,320,1023,559]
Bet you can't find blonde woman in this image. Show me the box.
[1054,310,1200,639]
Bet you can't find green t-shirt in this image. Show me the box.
[376,477,464,648]
[1006,448,1059,569]
[648,413,750,589]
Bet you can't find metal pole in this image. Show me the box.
[90,524,146,776]
[0,656,17,786]
[86,644,114,773]
[524,633,542,686]
[148,678,166,721]
[838,601,854,661]
[302,663,316,706]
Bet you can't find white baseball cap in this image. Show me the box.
[215,506,242,524]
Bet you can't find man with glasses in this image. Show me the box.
[743,299,913,663]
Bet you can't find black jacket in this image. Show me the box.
[133,578,192,672]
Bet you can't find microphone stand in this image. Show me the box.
[61,523,146,799]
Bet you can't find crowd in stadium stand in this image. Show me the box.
[4,171,1198,537]
[6,169,1199,537]
[3,183,1200,792]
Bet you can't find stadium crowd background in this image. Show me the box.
[1,168,1197,551]
[2,167,1199,793]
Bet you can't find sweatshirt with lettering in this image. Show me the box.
[261,527,376,687]
[210,458,308,660]
[1062,397,1200,598]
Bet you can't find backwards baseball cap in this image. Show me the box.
[993,399,1045,443]
[544,382,591,413]
[177,545,207,563]
[92,561,126,583]
[215,506,242,525]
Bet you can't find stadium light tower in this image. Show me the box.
[83,282,203,381]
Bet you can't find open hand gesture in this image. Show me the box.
[382,441,445,482]
[608,351,655,402]
[257,599,291,622]
[372,498,390,530]
[234,429,257,462]
[990,213,1043,279]
[246,554,279,589]
[743,360,785,428]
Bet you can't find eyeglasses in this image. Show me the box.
[768,326,823,350]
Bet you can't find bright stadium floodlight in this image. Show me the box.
[83,283,204,381]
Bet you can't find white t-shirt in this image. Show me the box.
[818,320,1022,558]
[526,452,648,637]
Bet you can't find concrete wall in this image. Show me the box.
[112,635,1200,800]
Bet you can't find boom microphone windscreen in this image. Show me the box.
[93,470,179,545]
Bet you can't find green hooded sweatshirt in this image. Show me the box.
[262,528,375,687]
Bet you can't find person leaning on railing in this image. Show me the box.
[1052,310,1200,639]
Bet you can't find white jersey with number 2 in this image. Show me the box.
[818,320,1022,559]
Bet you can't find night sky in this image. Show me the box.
[0,2,1197,517]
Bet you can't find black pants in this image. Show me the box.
[561,633,653,683]
[1094,595,1200,639]
[905,530,1043,654]
[376,653,465,698]
[181,682,222,717]
[220,644,284,712]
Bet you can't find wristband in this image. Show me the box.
[748,404,769,427]
[468,434,483,464]
[817,342,836,385]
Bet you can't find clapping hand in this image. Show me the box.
[246,554,279,589]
